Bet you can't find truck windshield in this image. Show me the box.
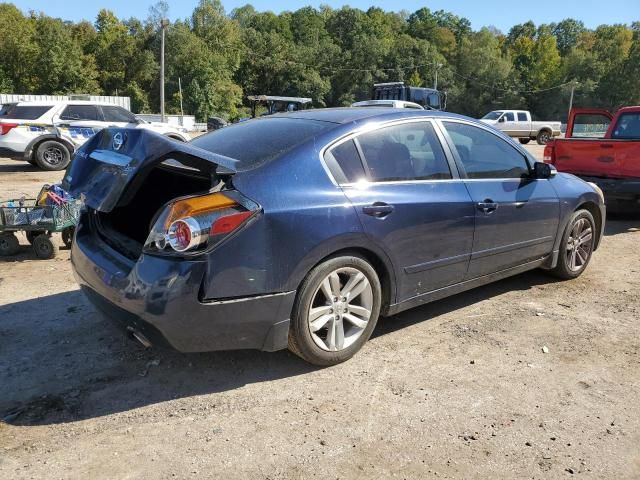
[482,111,504,120]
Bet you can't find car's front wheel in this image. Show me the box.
[549,209,596,279]
[288,254,381,366]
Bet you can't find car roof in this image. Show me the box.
[270,107,468,124]
[13,101,123,107]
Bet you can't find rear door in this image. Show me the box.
[438,120,560,278]
[326,120,475,302]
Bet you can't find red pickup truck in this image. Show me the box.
[544,106,640,210]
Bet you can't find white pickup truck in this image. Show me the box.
[480,110,561,145]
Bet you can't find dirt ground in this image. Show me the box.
[1,145,639,479]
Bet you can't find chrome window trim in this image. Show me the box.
[319,116,459,187]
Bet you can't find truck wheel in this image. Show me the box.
[32,234,58,259]
[519,138,531,145]
[0,233,20,256]
[35,140,71,171]
[536,130,552,145]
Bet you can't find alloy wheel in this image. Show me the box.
[308,267,373,352]
[566,217,593,272]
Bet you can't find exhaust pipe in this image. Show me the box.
[127,327,152,348]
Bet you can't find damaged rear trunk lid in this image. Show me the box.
[62,128,238,213]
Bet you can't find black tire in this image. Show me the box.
[35,140,71,171]
[32,234,58,259]
[26,230,46,245]
[0,233,20,256]
[61,226,75,248]
[536,130,552,145]
[26,156,37,166]
[519,138,531,144]
[549,209,596,280]
[288,254,382,366]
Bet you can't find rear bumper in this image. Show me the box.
[71,215,295,353]
[579,175,640,208]
[0,146,25,160]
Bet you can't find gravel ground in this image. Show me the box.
[1,146,639,479]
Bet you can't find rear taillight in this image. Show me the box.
[144,191,259,255]
[543,143,555,164]
[0,123,18,135]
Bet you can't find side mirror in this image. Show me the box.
[533,162,557,179]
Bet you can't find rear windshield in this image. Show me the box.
[191,117,333,170]
[0,105,53,120]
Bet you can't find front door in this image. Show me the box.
[438,120,560,278]
[326,120,475,302]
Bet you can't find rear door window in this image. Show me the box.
[572,114,611,138]
[0,105,53,120]
[517,112,528,122]
[355,122,452,182]
[60,105,100,121]
[443,121,530,179]
[611,113,640,139]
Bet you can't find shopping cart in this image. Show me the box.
[0,185,81,259]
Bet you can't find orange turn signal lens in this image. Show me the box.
[163,193,237,229]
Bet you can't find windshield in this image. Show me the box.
[0,105,53,120]
[191,117,333,171]
[482,111,504,120]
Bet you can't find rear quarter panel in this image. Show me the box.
[201,137,396,301]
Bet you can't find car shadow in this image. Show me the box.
[604,216,640,236]
[0,269,560,427]
[0,162,39,173]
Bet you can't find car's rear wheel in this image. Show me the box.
[35,140,71,171]
[549,209,596,279]
[288,254,381,366]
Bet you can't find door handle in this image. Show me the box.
[477,200,498,214]
[362,202,394,218]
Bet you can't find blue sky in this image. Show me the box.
[10,0,640,32]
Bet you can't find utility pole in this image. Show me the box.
[178,77,184,117]
[434,63,443,91]
[160,18,169,123]
[567,81,578,120]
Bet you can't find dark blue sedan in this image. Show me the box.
[65,108,605,365]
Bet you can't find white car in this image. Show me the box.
[351,100,424,110]
[0,101,190,170]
